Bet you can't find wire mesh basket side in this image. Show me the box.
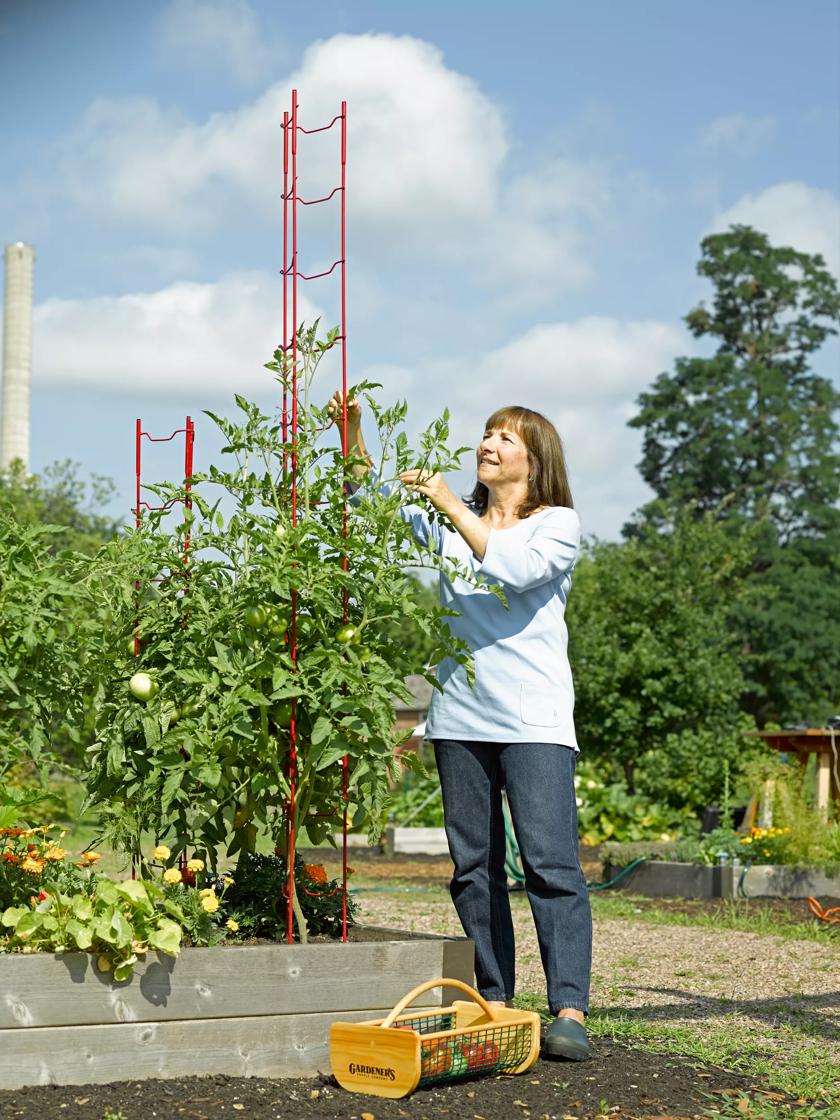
[417,1021,534,1087]
[393,1011,457,1035]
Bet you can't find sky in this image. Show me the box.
[1,0,839,539]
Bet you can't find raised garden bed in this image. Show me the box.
[0,926,473,1091]
[386,826,449,856]
[603,859,840,899]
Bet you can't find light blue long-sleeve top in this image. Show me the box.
[397,491,581,748]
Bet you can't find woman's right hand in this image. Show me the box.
[327,390,362,428]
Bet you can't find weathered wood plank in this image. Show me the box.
[0,1006,443,1089]
[0,929,473,1030]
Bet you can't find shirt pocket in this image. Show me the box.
[519,684,561,727]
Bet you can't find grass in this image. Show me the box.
[701,1098,838,1119]
[589,892,838,943]
[512,990,839,1106]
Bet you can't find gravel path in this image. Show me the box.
[356,887,840,1049]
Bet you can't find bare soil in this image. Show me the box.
[0,1042,789,1120]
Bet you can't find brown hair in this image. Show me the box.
[467,405,573,518]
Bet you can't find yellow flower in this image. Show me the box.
[43,847,66,861]
[81,851,102,864]
[163,868,182,884]
[222,876,234,887]
[186,858,204,872]
[200,895,220,913]
[152,845,171,861]
[226,919,239,932]
[20,857,44,874]
[199,888,215,898]
[741,837,752,844]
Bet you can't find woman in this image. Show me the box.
[331,392,592,1061]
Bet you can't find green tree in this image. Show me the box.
[627,226,840,725]
[0,459,121,555]
[629,225,840,538]
[568,509,760,814]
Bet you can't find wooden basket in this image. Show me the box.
[330,977,541,1099]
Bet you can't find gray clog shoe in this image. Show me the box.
[541,1016,591,1061]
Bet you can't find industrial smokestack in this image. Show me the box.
[1,242,35,471]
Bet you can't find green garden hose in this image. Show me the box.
[502,795,647,891]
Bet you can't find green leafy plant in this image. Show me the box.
[0,509,102,777]
[387,771,445,827]
[223,851,357,940]
[574,759,695,845]
[78,322,476,941]
[1,875,183,981]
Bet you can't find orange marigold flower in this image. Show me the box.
[43,848,66,861]
[304,863,328,884]
[81,852,102,863]
[1,852,19,863]
[20,857,45,874]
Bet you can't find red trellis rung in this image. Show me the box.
[282,88,350,943]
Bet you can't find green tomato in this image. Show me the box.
[335,625,356,644]
[272,701,293,728]
[126,636,139,656]
[129,672,157,702]
[245,604,269,628]
[179,699,200,720]
[356,645,373,664]
[267,609,291,637]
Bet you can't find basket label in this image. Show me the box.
[347,1063,397,1082]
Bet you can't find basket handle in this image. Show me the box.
[380,977,501,1028]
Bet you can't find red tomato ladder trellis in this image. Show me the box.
[131,416,195,879]
[281,89,351,943]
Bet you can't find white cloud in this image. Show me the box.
[33,272,322,396]
[32,266,685,538]
[711,181,840,276]
[458,317,684,411]
[57,33,613,293]
[698,113,777,155]
[156,0,281,85]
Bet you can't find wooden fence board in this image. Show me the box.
[0,931,471,1030]
[0,1006,443,1088]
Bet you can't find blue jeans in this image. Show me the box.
[433,739,592,1016]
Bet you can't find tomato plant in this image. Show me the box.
[79,322,475,941]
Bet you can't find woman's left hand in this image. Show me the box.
[399,469,457,515]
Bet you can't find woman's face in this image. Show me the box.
[476,424,531,490]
